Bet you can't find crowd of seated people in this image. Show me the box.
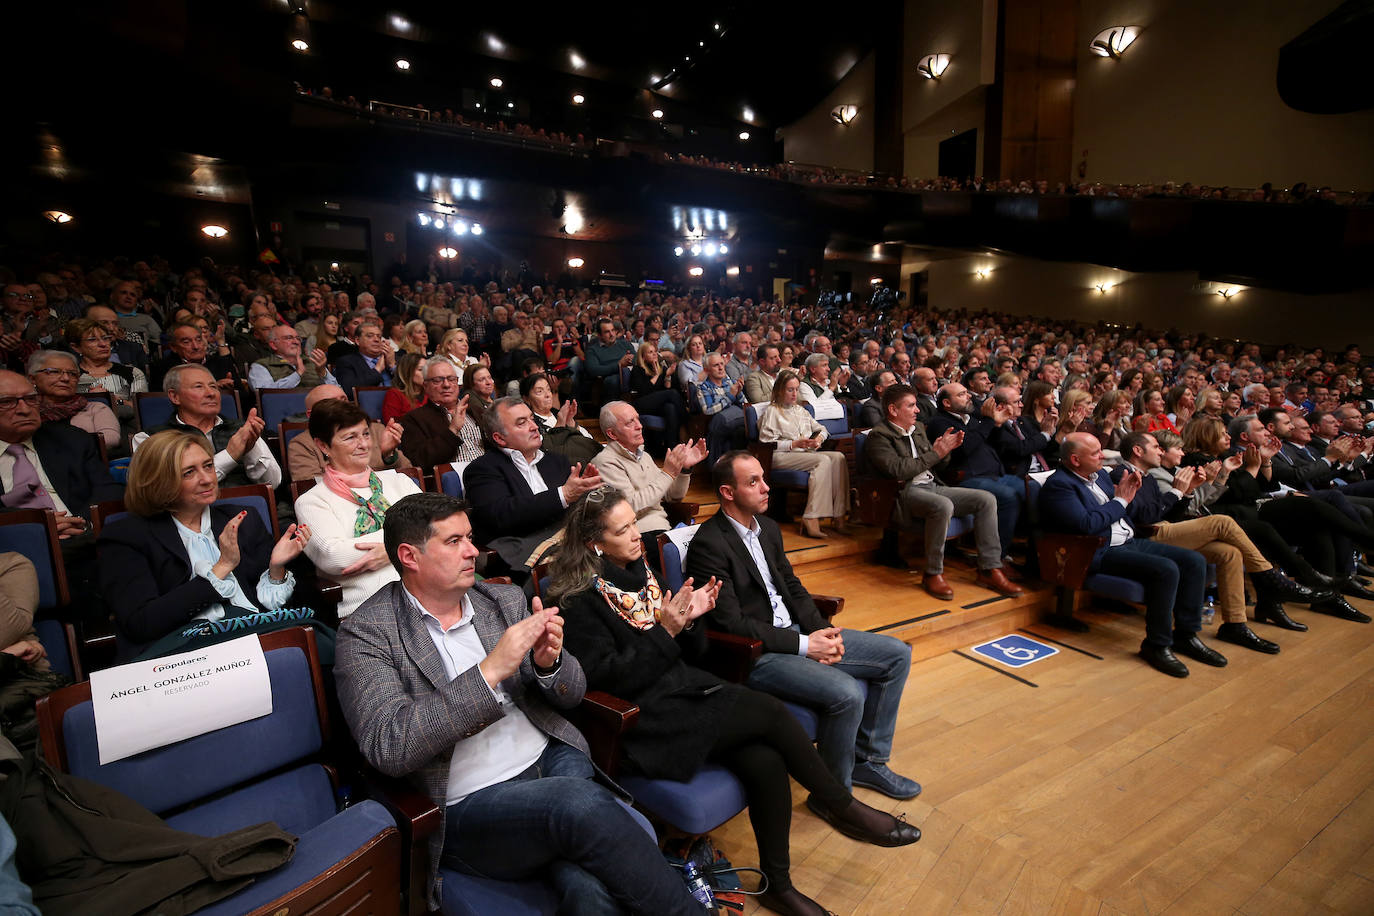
[3,246,1373,913]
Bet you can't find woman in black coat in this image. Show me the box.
[550,487,919,916]
[625,341,685,454]
[99,430,310,661]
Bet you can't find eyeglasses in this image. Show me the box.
[34,368,81,380]
[585,485,617,505]
[81,335,112,345]
[0,394,40,411]
[426,377,460,386]
[4,292,36,301]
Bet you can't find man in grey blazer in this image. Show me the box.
[334,493,699,913]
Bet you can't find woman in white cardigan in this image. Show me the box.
[294,400,422,618]
[757,369,850,539]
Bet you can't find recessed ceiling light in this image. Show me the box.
[699,41,705,47]
[651,109,664,119]
[489,77,503,88]
[389,14,411,33]
[395,58,411,70]
[569,51,586,70]
[506,101,514,109]
[738,131,750,140]
[572,93,585,104]
[714,23,721,30]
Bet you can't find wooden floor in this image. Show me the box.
[702,577,1374,915]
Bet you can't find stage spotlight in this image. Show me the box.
[718,244,728,254]
[453,221,468,235]
[690,244,701,256]
[434,217,445,229]
[688,266,704,277]
[470,223,484,235]
[438,247,457,259]
[674,246,684,257]
[417,213,431,227]
[704,243,718,256]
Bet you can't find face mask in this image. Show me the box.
[1147,349,1158,357]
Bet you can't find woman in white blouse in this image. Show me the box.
[435,328,485,372]
[294,400,422,618]
[757,370,850,539]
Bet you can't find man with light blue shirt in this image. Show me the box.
[685,451,922,800]
[333,493,700,914]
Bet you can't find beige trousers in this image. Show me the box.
[771,449,850,519]
[1151,517,1271,623]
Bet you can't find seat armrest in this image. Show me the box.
[356,766,441,916]
[573,690,640,779]
[748,440,777,476]
[664,501,698,526]
[852,477,902,527]
[317,576,343,605]
[1036,534,1106,589]
[813,595,845,620]
[701,630,762,683]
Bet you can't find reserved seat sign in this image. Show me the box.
[89,635,273,764]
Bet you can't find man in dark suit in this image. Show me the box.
[0,369,124,619]
[150,320,241,392]
[684,450,922,800]
[1265,409,1374,499]
[463,397,601,573]
[856,370,896,429]
[1039,433,1218,677]
[333,321,394,397]
[334,493,700,914]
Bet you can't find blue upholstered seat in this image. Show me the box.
[354,386,389,421]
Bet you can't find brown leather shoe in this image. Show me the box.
[977,568,1025,597]
[922,573,954,600]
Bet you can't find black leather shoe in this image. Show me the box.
[805,795,920,847]
[1215,622,1280,654]
[1172,634,1228,667]
[1306,569,1340,588]
[1252,568,1319,603]
[1357,560,1374,578]
[1139,644,1189,678]
[1313,596,1372,623]
[1253,600,1308,631]
[1339,578,1374,601]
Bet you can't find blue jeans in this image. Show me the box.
[443,741,699,916]
[1097,539,1206,647]
[962,474,1027,558]
[745,628,912,789]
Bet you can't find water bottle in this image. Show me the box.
[682,860,716,908]
[1201,595,1216,626]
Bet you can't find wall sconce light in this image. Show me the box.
[43,210,73,224]
[974,267,992,280]
[917,54,950,80]
[1215,286,1242,300]
[1090,26,1139,59]
[830,105,858,125]
[1095,281,1115,294]
[688,266,704,277]
[651,108,664,119]
[200,225,228,239]
[726,266,740,276]
[567,257,585,269]
[869,277,883,285]
[438,247,457,259]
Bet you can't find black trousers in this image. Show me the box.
[632,389,686,455]
[1259,497,1374,575]
[706,687,850,890]
[1235,518,1322,582]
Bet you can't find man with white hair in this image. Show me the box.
[248,324,337,390]
[590,401,706,555]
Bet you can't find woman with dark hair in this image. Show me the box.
[99,430,311,661]
[1164,385,1195,428]
[462,363,497,415]
[1133,388,1177,434]
[1088,390,1132,450]
[295,400,422,618]
[551,487,920,916]
[382,352,428,423]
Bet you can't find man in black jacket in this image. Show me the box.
[462,398,601,573]
[333,322,394,397]
[684,450,921,800]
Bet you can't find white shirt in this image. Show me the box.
[131,416,283,489]
[1074,470,1135,547]
[0,438,70,514]
[722,513,808,657]
[403,585,549,804]
[501,448,569,507]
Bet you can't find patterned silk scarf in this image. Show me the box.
[322,465,391,536]
[593,564,666,631]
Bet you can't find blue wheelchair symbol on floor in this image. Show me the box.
[969,634,1059,668]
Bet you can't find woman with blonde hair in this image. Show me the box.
[627,341,686,453]
[400,319,430,356]
[436,328,485,372]
[758,370,850,538]
[98,430,311,661]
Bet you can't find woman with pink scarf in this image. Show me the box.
[294,399,421,618]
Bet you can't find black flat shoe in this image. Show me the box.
[756,886,835,916]
[1139,643,1189,678]
[1215,622,1280,654]
[1304,569,1340,588]
[1172,634,1228,667]
[1313,596,1372,623]
[805,795,920,847]
[1252,569,1319,603]
[1254,601,1308,631]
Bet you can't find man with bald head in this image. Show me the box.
[911,367,938,423]
[1039,433,1216,677]
[286,385,409,481]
